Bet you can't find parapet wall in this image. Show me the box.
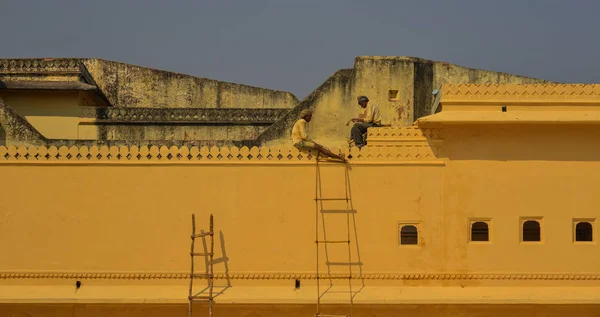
[0,137,439,163]
[82,59,299,109]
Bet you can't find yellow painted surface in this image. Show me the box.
[3,84,600,316]
[0,91,81,139]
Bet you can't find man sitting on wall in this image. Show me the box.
[292,109,346,161]
[349,95,381,148]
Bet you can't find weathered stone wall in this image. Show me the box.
[0,124,5,146]
[0,98,46,146]
[82,59,299,109]
[258,56,552,148]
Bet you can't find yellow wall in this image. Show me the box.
[1,123,600,308]
[0,91,81,139]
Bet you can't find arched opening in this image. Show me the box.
[400,225,418,245]
[471,222,489,241]
[576,222,593,242]
[522,220,541,242]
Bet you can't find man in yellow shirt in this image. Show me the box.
[292,109,345,161]
[349,95,381,148]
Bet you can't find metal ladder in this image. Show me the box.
[188,214,215,317]
[315,157,363,317]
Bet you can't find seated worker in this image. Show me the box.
[348,95,381,148]
[292,109,345,161]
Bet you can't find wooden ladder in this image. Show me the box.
[188,214,215,317]
[315,157,362,317]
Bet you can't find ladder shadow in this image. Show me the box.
[347,168,366,299]
[193,230,232,299]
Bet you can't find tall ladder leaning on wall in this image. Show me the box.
[188,214,215,317]
[315,155,364,317]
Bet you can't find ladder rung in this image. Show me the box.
[325,261,363,266]
[191,273,214,278]
[191,232,213,238]
[316,314,351,317]
[211,258,228,264]
[316,157,345,162]
[315,198,348,201]
[315,240,349,244]
[320,209,357,214]
[188,295,212,301]
[191,252,214,256]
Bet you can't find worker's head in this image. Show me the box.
[357,96,369,108]
[299,109,313,122]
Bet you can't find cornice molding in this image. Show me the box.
[0,58,81,74]
[80,107,290,125]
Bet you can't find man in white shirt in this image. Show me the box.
[292,109,345,161]
[349,96,381,148]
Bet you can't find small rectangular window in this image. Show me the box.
[573,218,595,243]
[468,218,491,243]
[398,222,419,246]
[388,90,399,101]
[520,217,543,243]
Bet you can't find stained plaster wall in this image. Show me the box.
[82,59,299,109]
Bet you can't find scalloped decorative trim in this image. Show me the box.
[0,144,438,162]
[1,271,599,280]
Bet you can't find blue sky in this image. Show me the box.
[1,0,599,98]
